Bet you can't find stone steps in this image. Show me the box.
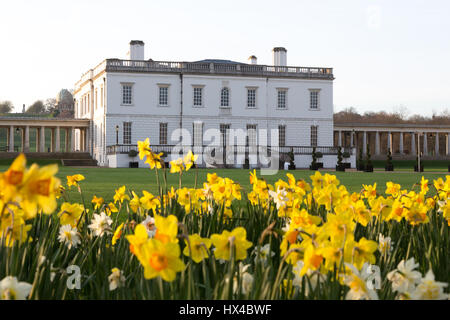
[62,158,98,167]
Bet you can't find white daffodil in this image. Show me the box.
[232,263,254,295]
[343,263,379,300]
[387,258,422,294]
[88,212,113,237]
[253,243,275,264]
[140,215,156,237]
[0,276,32,300]
[292,260,323,296]
[58,225,81,249]
[378,233,393,255]
[108,268,126,291]
[268,187,288,210]
[411,269,448,300]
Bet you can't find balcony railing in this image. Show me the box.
[104,59,334,80]
[106,144,352,156]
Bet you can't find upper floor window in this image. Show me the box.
[220,87,230,107]
[159,85,169,106]
[193,86,204,107]
[121,83,133,105]
[247,88,257,108]
[277,89,287,109]
[310,125,318,146]
[123,122,132,144]
[309,89,320,109]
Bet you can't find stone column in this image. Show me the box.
[411,132,416,155]
[24,126,30,152]
[86,127,90,154]
[8,125,14,152]
[423,133,428,155]
[35,128,39,152]
[435,133,439,156]
[338,131,342,147]
[375,131,380,155]
[55,127,60,152]
[65,128,70,152]
[71,127,75,152]
[363,131,367,155]
[40,126,45,152]
[399,132,404,154]
[387,131,392,153]
[350,131,354,147]
[447,133,450,156]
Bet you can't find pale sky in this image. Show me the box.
[1,0,449,116]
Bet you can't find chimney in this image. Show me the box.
[127,40,145,60]
[272,47,287,66]
[248,55,257,65]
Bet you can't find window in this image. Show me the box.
[220,87,230,107]
[87,93,90,114]
[101,85,104,108]
[159,86,169,106]
[310,89,320,109]
[277,89,287,109]
[193,87,203,106]
[278,125,286,147]
[311,126,318,146]
[247,88,256,108]
[95,89,98,110]
[159,123,168,145]
[122,84,133,105]
[246,124,257,146]
[123,122,132,144]
[220,124,230,146]
[193,122,203,146]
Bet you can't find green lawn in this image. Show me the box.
[1,164,447,204]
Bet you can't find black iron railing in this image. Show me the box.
[106,144,353,156]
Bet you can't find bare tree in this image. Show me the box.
[26,100,46,114]
[0,100,14,113]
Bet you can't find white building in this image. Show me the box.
[73,40,351,168]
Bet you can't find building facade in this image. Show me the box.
[73,41,346,168]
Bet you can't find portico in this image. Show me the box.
[334,123,450,159]
[0,117,90,153]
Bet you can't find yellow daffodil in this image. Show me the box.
[169,158,184,173]
[58,203,84,226]
[140,239,185,282]
[113,185,130,204]
[112,223,124,245]
[183,233,212,263]
[210,227,252,261]
[183,150,198,171]
[91,195,104,210]
[66,174,85,188]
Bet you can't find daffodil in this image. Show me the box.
[58,225,81,249]
[58,202,84,226]
[210,227,252,261]
[170,158,184,173]
[342,263,379,300]
[140,239,185,282]
[91,195,104,210]
[0,276,32,300]
[66,174,85,188]
[183,150,198,171]
[145,151,163,169]
[113,185,130,204]
[88,212,113,237]
[137,138,152,160]
[108,268,126,291]
[154,214,179,244]
[183,233,211,263]
[112,223,124,245]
